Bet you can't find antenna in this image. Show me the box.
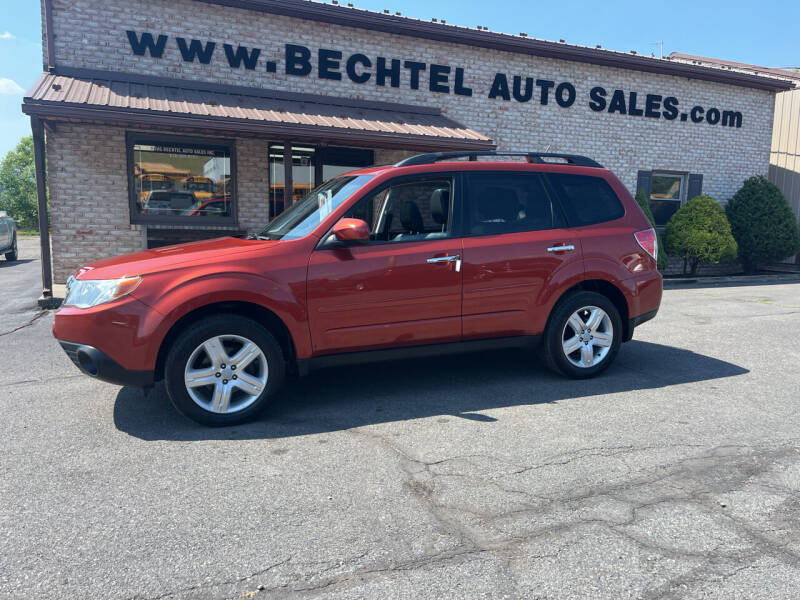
[650,40,663,59]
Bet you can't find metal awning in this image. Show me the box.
[22,69,495,151]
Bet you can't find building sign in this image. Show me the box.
[137,143,227,157]
[126,31,744,128]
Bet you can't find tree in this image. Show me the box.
[664,195,737,276]
[635,188,669,271]
[0,136,38,231]
[725,176,800,273]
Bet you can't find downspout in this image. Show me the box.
[34,0,56,305]
[31,116,54,303]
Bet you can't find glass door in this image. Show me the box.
[268,144,375,218]
[269,144,315,217]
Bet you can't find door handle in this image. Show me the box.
[427,255,462,272]
[426,255,459,264]
[547,244,575,253]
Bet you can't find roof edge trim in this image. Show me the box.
[192,0,793,91]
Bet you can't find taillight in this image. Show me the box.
[634,228,658,261]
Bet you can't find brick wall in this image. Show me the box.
[46,125,271,281]
[42,0,781,278]
[235,137,269,232]
[46,0,777,204]
[46,124,142,281]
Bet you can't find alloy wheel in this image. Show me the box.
[561,305,614,368]
[184,334,268,414]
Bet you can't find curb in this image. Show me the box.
[38,295,63,309]
[664,273,800,287]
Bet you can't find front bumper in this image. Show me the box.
[59,341,154,387]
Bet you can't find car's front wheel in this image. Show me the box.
[5,235,17,261]
[164,315,285,426]
[543,291,622,379]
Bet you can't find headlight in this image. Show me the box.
[64,275,142,308]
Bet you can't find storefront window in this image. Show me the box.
[128,135,234,224]
[649,172,684,226]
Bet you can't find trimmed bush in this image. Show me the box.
[725,175,800,273]
[664,195,737,276]
[635,188,669,271]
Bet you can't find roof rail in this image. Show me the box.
[394,151,603,168]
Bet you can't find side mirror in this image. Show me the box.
[332,218,369,244]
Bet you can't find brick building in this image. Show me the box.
[23,0,797,296]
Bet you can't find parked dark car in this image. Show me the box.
[141,191,197,216]
[0,211,18,261]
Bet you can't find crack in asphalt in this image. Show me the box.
[226,430,800,599]
[0,310,46,337]
[127,557,292,600]
[3,373,84,388]
[96,424,800,600]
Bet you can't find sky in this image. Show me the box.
[1,0,798,160]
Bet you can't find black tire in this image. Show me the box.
[543,291,622,379]
[5,235,17,261]
[164,315,286,426]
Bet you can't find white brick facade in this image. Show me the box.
[47,124,142,280]
[42,0,779,280]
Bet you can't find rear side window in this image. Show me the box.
[547,174,625,226]
[465,172,562,235]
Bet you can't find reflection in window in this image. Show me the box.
[268,145,375,218]
[260,175,373,240]
[131,140,232,221]
[269,144,315,218]
[649,172,684,227]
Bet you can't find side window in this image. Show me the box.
[465,172,559,235]
[345,178,453,243]
[547,174,625,226]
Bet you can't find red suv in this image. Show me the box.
[54,152,662,426]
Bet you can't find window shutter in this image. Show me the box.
[636,170,652,198]
[686,174,703,201]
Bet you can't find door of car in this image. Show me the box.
[307,174,462,355]
[0,217,9,249]
[460,170,584,339]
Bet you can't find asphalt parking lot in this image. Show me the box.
[2,237,800,599]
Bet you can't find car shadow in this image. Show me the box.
[0,259,35,268]
[114,340,749,442]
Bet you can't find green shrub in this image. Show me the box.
[725,175,800,273]
[664,195,737,275]
[635,188,669,271]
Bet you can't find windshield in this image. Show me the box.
[259,175,373,240]
[186,181,214,192]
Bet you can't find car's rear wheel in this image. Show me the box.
[5,235,17,261]
[164,315,285,426]
[543,291,622,379]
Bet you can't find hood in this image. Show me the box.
[75,237,276,279]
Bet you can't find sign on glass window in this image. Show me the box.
[132,141,232,220]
